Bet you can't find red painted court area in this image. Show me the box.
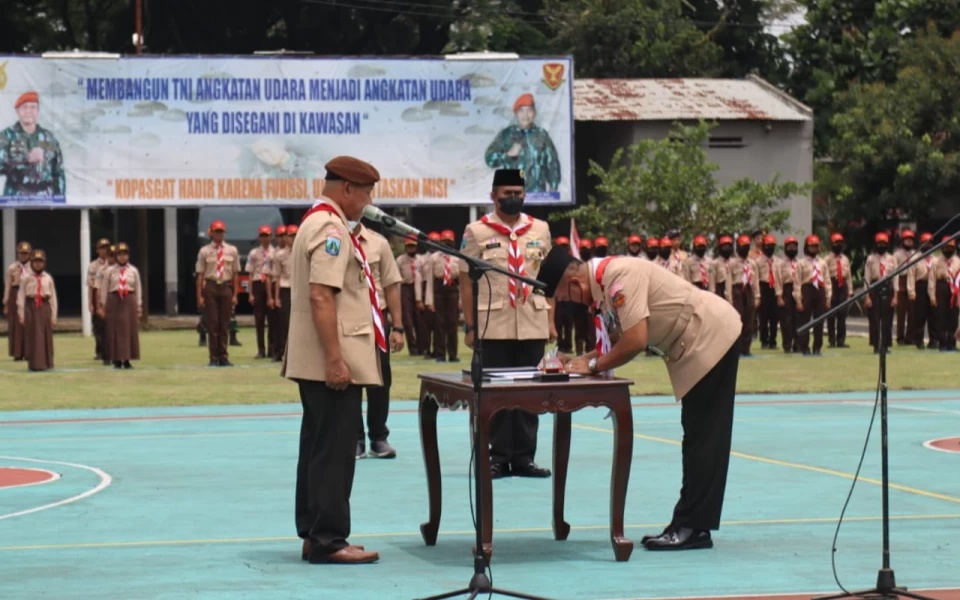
[666,592,960,600]
[0,467,58,489]
[926,437,960,453]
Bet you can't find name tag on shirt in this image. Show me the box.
[485,241,502,250]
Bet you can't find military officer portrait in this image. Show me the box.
[483,94,561,194]
[535,245,742,550]
[0,91,66,198]
[460,168,555,479]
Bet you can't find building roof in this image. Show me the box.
[573,75,812,122]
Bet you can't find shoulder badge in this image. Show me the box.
[325,236,341,256]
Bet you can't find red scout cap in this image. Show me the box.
[276,225,287,235]
[737,234,751,246]
[943,235,956,246]
[210,220,226,232]
[902,229,915,239]
[555,236,570,245]
[440,230,455,241]
[594,236,609,247]
[15,91,39,109]
[784,236,798,245]
[427,232,441,241]
[875,232,889,243]
[718,235,733,246]
[579,239,592,249]
[628,235,642,245]
[287,224,299,235]
[258,225,272,236]
[805,234,820,245]
[763,234,776,245]
[693,235,708,247]
[830,233,844,243]
[920,232,933,243]
[660,236,673,247]
[404,234,418,245]
[646,238,660,248]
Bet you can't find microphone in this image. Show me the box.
[362,205,425,239]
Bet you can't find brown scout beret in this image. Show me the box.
[116,242,130,253]
[324,156,380,185]
[18,241,32,253]
[31,249,46,262]
[97,238,111,248]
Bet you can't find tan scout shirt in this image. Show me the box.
[3,261,30,305]
[756,255,783,297]
[929,254,960,301]
[864,253,900,294]
[195,242,240,282]
[271,247,292,289]
[17,271,58,322]
[425,252,461,307]
[682,255,716,292]
[726,256,760,303]
[414,253,430,302]
[907,254,934,297]
[655,256,682,276]
[245,245,276,283]
[281,199,382,386]
[395,253,418,285]
[793,256,833,305]
[460,212,552,340]
[894,248,914,268]
[358,225,402,309]
[589,257,741,400]
[99,264,142,308]
[669,249,686,275]
[777,257,799,291]
[87,258,108,289]
[826,252,853,295]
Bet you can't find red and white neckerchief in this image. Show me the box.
[19,262,27,279]
[767,258,775,287]
[591,257,614,376]
[302,201,387,352]
[811,258,823,289]
[261,249,270,283]
[742,260,752,285]
[948,261,960,308]
[879,256,886,278]
[443,255,452,286]
[480,214,533,307]
[836,256,844,288]
[215,244,224,281]
[699,260,708,288]
[118,266,129,298]
[34,273,43,308]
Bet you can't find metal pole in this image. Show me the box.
[135,0,143,54]
[80,209,92,337]
[1,209,14,268]
[469,206,478,223]
[164,208,178,315]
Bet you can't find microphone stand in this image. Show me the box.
[801,227,960,600]
[376,220,553,600]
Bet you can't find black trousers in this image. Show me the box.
[896,275,910,343]
[670,341,739,531]
[359,345,391,443]
[295,380,362,555]
[796,283,827,354]
[731,284,755,355]
[418,282,435,356]
[779,283,797,352]
[400,283,419,352]
[910,283,937,347]
[93,312,105,358]
[433,279,460,361]
[827,278,849,346]
[482,339,546,466]
[935,280,959,350]
[758,282,778,347]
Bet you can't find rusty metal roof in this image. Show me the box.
[574,76,812,122]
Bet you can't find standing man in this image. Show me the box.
[87,238,110,361]
[417,232,441,359]
[668,230,688,274]
[727,235,760,356]
[642,237,659,262]
[272,225,292,362]
[196,220,239,367]
[593,237,609,258]
[713,236,733,301]
[246,225,277,359]
[98,243,142,370]
[395,234,421,355]
[282,156,382,565]
[894,230,917,345]
[354,219,405,459]
[425,230,461,363]
[572,238,594,354]
[929,237,959,352]
[683,236,715,293]
[627,235,643,257]
[826,233,853,348]
[778,236,801,354]
[794,235,832,356]
[908,232,938,349]
[756,235,781,350]
[460,168,553,479]
[4,241,32,361]
[864,232,899,354]
[535,246,742,550]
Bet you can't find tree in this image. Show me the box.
[551,121,805,249]
[445,0,554,55]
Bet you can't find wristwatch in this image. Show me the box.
[392,327,404,334]
[464,324,474,334]
[587,358,598,373]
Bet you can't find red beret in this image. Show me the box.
[287,224,299,235]
[737,234,751,246]
[830,233,844,243]
[513,93,535,112]
[628,235,642,245]
[258,225,272,236]
[276,225,287,235]
[15,92,39,109]
[594,236,608,247]
[806,234,820,245]
[324,156,380,185]
[693,235,708,247]
[440,230,455,241]
[404,234,418,245]
[210,220,226,232]
[763,234,776,245]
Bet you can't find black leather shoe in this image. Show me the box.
[643,527,713,550]
[512,462,551,478]
[491,463,509,479]
[640,525,674,545]
[219,358,234,367]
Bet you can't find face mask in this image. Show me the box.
[594,247,608,258]
[736,246,749,259]
[944,247,956,258]
[719,247,733,259]
[694,247,706,258]
[645,249,658,260]
[876,245,888,254]
[627,249,640,257]
[806,246,819,257]
[498,196,524,215]
[785,248,798,259]
[580,249,592,260]
[832,245,843,254]
[659,248,672,260]
[762,246,775,258]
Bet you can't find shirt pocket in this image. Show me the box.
[481,246,508,265]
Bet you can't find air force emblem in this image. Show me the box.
[542,63,565,91]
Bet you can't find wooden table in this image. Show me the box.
[417,371,635,562]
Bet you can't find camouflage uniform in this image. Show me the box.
[484,125,561,193]
[0,123,66,196]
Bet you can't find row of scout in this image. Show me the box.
[5,241,142,371]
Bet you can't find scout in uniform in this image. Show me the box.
[460,168,553,479]
[99,243,141,369]
[271,225,290,361]
[593,236,609,258]
[825,233,853,348]
[864,232,899,353]
[536,246,742,550]
[929,237,959,352]
[4,241,32,360]
[727,235,760,356]
[425,230,461,362]
[394,234,421,354]
[0,92,66,197]
[713,236,733,301]
[642,237,659,261]
[626,234,643,257]
[196,220,240,367]
[657,237,679,274]
[98,245,118,365]
[553,236,575,353]
[683,236,716,293]
[17,249,57,371]
[354,221,405,459]
[907,233,938,349]
[894,230,917,345]
[417,232,441,358]
[777,236,801,353]
[756,235,781,349]
[282,156,383,565]
[246,225,277,359]
[668,230,688,273]
[88,238,110,360]
[793,235,832,355]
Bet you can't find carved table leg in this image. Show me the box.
[609,395,634,562]
[419,383,441,546]
[552,411,572,541]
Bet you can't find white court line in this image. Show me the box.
[924,437,960,454]
[0,467,61,489]
[845,401,960,416]
[0,456,112,521]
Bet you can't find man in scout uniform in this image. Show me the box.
[793,235,832,356]
[626,235,642,257]
[826,233,853,348]
[282,156,382,565]
[929,236,959,352]
[864,232,899,353]
[593,236,609,258]
[88,238,111,361]
[728,235,760,356]
[394,234,421,355]
[667,230,688,272]
[354,219,405,459]
[777,236,801,353]
[642,237,658,261]
[416,232,441,358]
[4,241,33,361]
[571,238,595,354]
[270,225,290,361]
[907,232,938,349]
[535,246,742,551]
[195,220,240,367]
[894,229,917,345]
[17,249,58,371]
[0,91,66,197]
[246,225,277,359]
[755,235,782,350]
[713,236,733,301]
[425,230,461,363]
[683,236,716,293]
[483,93,562,193]
[459,168,553,479]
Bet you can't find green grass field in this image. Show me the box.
[0,328,956,412]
